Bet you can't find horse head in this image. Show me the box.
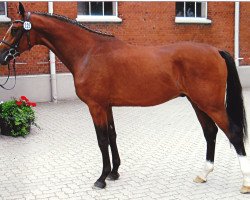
[0,2,33,65]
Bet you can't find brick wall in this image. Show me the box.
[0,2,249,76]
[240,2,250,66]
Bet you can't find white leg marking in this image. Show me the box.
[198,161,214,181]
[238,156,250,186]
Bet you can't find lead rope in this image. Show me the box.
[0,59,17,90]
[0,63,11,86]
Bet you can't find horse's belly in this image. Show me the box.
[111,82,179,106]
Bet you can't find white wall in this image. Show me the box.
[238,66,250,89]
[0,73,77,102]
[1,66,250,103]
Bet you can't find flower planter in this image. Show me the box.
[0,118,31,137]
[0,96,36,137]
[0,120,12,136]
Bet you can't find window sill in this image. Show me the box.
[76,15,122,23]
[175,17,212,24]
[0,16,11,22]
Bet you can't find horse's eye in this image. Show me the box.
[11,28,18,36]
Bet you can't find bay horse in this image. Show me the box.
[0,3,249,193]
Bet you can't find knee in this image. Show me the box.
[95,127,109,147]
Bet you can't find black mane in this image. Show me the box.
[33,12,114,38]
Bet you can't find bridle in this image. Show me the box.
[0,12,32,90]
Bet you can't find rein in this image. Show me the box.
[0,60,16,90]
[0,12,31,90]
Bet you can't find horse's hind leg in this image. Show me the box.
[189,100,218,183]
[201,106,250,193]
[107,107,121,180]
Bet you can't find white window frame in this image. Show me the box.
[76,1,122,23]
[0,2,11,22]
[175,2,211,24]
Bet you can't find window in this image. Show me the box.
[175,2,211,24]
[0,2,10,22]
[76,1,122,22]
[0,2,5,15]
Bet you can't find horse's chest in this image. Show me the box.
[73,73,92,98]
[74,73,108,103]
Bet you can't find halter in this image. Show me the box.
[0,12,32,90]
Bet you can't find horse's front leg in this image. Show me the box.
[89,103,111,189]
[107,107,121,180]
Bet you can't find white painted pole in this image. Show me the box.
[48,1,57,102]
[234,2,240,67]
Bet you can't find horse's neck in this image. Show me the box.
[32,15,100,73]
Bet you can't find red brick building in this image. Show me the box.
[0,1,249,102]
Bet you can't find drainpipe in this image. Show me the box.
[234,2,240,67]
[48,2,57,102]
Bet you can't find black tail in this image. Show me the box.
[219,50,248,141]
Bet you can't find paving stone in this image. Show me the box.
[0,90,250,199]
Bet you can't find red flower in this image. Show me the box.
[17,96,36,107]
[27,102,37,107]
[16,101,23,106]
[20,96,29,102]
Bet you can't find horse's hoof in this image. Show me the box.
[240,186,250,194]
[193,176,206,183]
[107,172,120,180]
[92,180,106,189]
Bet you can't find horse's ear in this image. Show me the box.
[18,2,25,17]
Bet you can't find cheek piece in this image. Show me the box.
[0,12,32,62]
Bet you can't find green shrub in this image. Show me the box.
[0,96,37,137]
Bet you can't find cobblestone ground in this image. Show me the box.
[1,90,250,200]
